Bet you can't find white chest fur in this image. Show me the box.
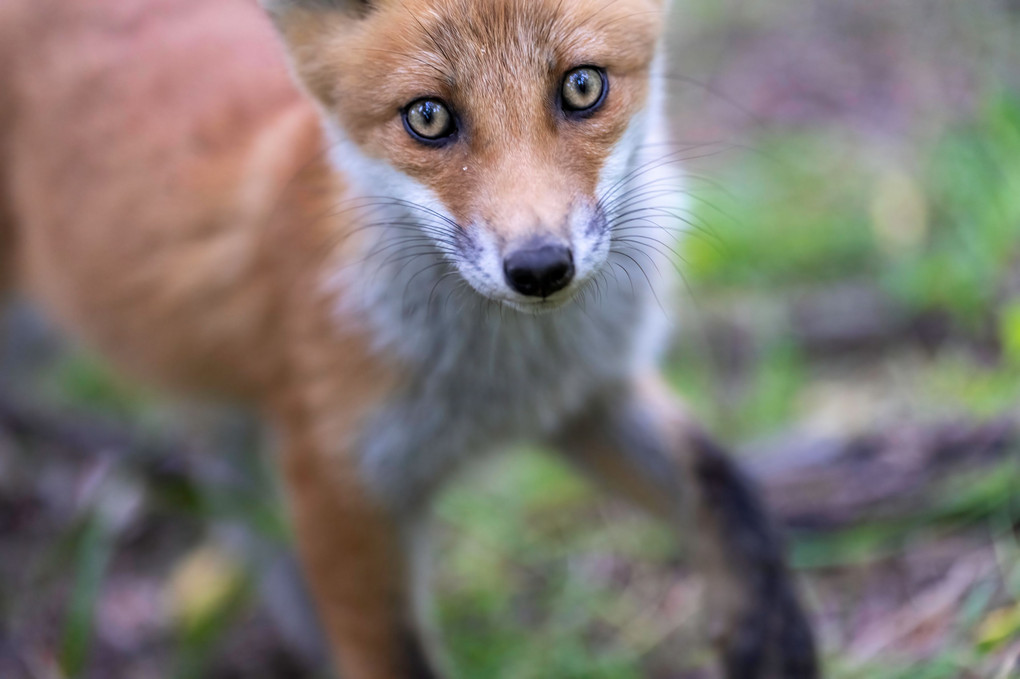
[352,255,666,510]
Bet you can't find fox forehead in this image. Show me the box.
[292,0,664,109]
[351,0,659,107]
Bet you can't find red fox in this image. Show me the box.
[0,0,820,676]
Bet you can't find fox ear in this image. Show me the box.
[260,0,374,107]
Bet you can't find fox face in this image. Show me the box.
[265,0,666,311]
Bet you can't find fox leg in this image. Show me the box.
[554,375,820,679]
[280,430,440,679]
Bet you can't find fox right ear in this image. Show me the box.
[259,0,375,107]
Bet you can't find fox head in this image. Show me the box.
[263,0,669,312]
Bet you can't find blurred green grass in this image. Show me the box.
[684,95,1020,324]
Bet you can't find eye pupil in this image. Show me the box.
[421,102,436,123]
[562,67,605,114]
[404,98,455,143]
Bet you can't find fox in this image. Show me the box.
[0,0,821,676]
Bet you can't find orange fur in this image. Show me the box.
[281,422,411,679]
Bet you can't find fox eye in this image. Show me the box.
[403,98,456,143]
[561,67,607,115]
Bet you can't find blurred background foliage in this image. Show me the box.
[2,0,1020,678]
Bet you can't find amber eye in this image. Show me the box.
[403,98,456,143]
[561,67,607,115]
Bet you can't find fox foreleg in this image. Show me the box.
[280,428,442,679]
[555,375,820,679]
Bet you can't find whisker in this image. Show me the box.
[612,230,687,264]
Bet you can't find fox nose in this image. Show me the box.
[504,242,575,298]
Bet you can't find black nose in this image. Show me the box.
[504,243,575,298]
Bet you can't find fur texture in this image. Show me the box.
[0,1,819,677]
